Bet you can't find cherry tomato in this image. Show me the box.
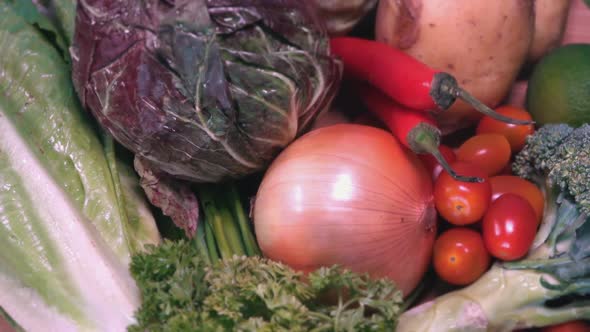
[434,161,492,225]
[482,193,537,261]
[476,105,535,153]
[419,145,456,181]
[490,175,545,224]
[456,134,512,176]
[542,320,590,332]
[433,228,491,285]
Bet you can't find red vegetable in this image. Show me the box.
[329,37,532,125]
[434,161,492,226]
[419,145,456,181]
[490,175,545,224]
[456,134,512,176]
[542,320,590,332]
[476,105,535,152]
[482,193,538,261]
[433,228,491,286]
[253,124,437,296]
[358,84,481,183]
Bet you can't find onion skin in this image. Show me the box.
[253,124,437,296]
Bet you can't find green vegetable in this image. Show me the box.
[128,239,404,332]
[0,1,160,330]
[50,0,76,46]
[197,183,261,263]
[512,123,589,254]
[396,124,590,331]
[526,44,590,127]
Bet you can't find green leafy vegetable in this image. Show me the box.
[7,0,69,59]
[396,124,590,331]
[0,1,161,330]
[49,0,76,46]
[0,0,160,265]
[129,239,403,332]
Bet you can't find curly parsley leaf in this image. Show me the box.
[128,240,403,332]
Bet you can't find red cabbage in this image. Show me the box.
[71,0,342,183]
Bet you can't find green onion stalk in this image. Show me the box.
[195,183,262,264]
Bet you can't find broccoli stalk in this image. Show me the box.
[396,124,590,332]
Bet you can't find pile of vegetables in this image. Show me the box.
[253,124,437,297]
[398,123,590,331]
[1,0,590,331]
[374,0,590,133]
[70,0,342,235]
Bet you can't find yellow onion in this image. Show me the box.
[253,124,437,296]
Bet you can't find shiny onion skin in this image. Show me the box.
[253,124,437,296]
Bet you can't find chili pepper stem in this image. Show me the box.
[408,123,484,183]
[432,72,534,125]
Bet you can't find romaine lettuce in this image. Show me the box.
[0,2,160,330]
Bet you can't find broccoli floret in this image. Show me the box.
[511,124,589,260]
[512,124,575,181]
[548,124,590,216]
[513,123,589,216]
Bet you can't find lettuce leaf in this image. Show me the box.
[0,1,160,330]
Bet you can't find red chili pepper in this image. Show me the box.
[358,83,483,183]
[330,37,532,126]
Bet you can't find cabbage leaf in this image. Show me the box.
[70,0,342,183]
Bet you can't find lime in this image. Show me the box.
[526,44,590,127]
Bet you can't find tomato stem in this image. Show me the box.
[434,73,534,125]
[409,123,484,183]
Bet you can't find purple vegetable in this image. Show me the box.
[71,0,341,183]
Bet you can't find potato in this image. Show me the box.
[528,0,572,62]
[375,0,535,134]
